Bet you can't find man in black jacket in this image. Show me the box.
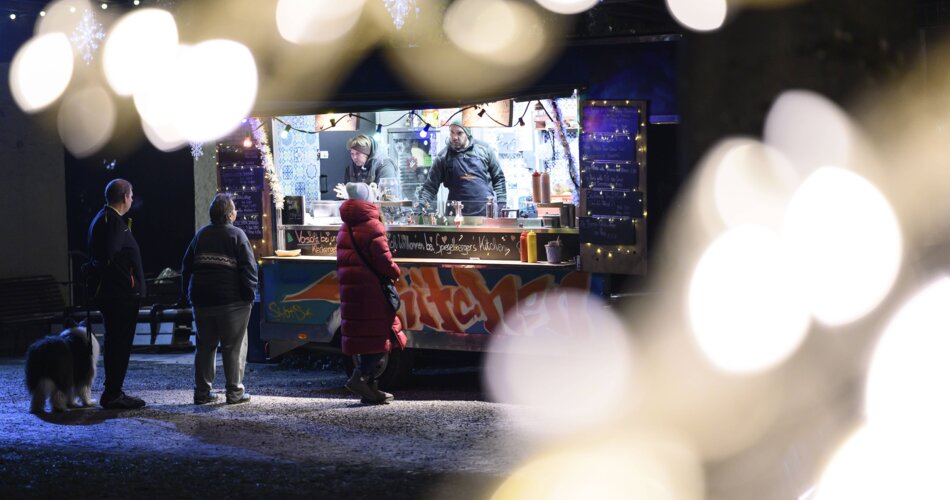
[181,193,258,405]
[87,178,147,410]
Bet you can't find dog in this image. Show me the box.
[24,321,99,413]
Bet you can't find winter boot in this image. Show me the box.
[345,370,378,402]
[362,380,394,404]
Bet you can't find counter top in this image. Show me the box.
[281,224,578,234]
[262,255,577,268]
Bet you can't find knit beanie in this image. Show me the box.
[448,119,472,139]
[345,182,374,201]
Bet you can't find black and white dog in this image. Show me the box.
[24,321,99,413]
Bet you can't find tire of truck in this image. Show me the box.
[342,347,414,390]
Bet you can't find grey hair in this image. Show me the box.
[209,192,236,225]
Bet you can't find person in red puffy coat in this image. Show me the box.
[337,182,407,404]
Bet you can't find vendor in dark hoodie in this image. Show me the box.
[334,134,397,198]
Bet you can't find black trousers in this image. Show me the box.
[99,298,140,399]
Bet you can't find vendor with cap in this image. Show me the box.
[334,134,397,199]
[417,120,507,216]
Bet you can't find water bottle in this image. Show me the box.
[485,196,495,218]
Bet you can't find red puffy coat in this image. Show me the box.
[337,200,406,355]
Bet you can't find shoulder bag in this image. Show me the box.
[347,223,401,313]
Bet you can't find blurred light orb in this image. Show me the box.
[484,289,634,437]
[815,426,950,500]
[103,8,179,97]
[36,0,94,36]
[141,118,187,152]
[688,225,810,373]
[533,0,599,15]
[782,166,902,325]
[9,32,74,113]
[173,39,258,143]
[134,44,187,150]
[666,0,727,31]
[444,0,545,67]
[712,140,801,229]
[492,433,703,500]
[764,90,855,175]
[275,0,365,45]
[865,278,950,441]
[57,85,116,157]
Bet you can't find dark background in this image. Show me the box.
[3,0,947,288]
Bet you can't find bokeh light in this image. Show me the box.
[491,432,703,500]
[385,0,562,100]
[865,278,950,441]
[666,0,728,31]
[9,32,74,113]
[815,426,950,500]
[712,140,802,230]
[533,0,600,15]
[484,289,635,437]
[764,90,857,176]
[782,167,902,325]
[275,0,366,45]
[444,0,545,67]
[136,39,258,146]
[103,8,179,97]
[57,85,116,157]
[35,0,94,37]
[688,225,810,373]
[172,39,259,142]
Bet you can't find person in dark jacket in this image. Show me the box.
[181,193,258,405]
[417,120,507,216]
[337,182,407,404]
[334,134,398,199]
[87,178,147,410]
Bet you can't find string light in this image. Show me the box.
[242,136,253,148]
[280,124,291,139]
[101,3,108,9]
[8,13,15,20]
[419,123,430,138]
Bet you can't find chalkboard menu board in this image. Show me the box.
[286,229,339,256]
[217,146,265,240]
[579,100,647,274]
[586,161,638,189]
[586,189,643,218]
[578,217,637,246]
[282,196,304,225]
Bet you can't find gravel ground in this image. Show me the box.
[0,351,530,499]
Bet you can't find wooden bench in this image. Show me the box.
[0,275,66,356]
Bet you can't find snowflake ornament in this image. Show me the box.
[70,9,106,64]
[384,0,420,30]
[190,142,204,160]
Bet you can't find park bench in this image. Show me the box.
[0,275,66,356]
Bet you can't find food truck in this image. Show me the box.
[253,97,648,387]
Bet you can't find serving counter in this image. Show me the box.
[260,222,601,370]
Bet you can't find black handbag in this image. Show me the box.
[347,224,401,313]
